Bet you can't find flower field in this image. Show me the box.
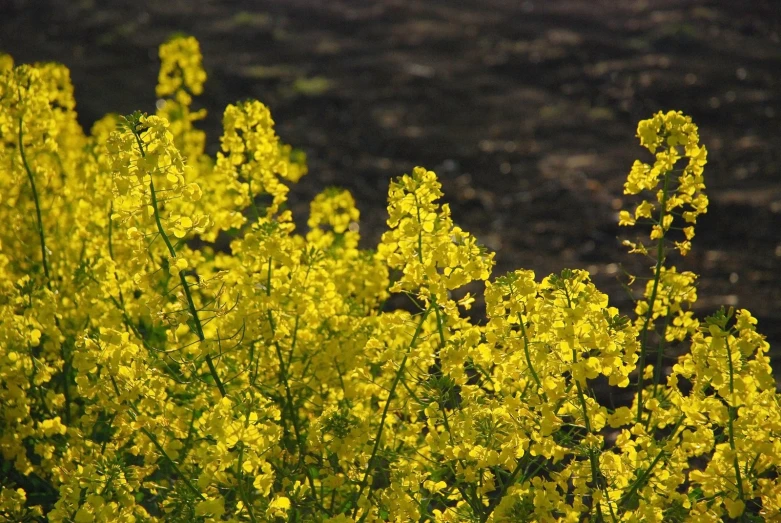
[1,36,779,522]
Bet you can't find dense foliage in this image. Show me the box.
[1,36,779,522]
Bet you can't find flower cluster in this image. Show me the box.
[619,110,708,257]
[1,37,779,522]
[155,36,207,164]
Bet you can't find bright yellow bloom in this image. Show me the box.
[0,40,777,523]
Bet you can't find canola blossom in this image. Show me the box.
[1,37,779,522]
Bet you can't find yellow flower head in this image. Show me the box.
[156,35,206,98]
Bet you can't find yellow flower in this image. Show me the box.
[3,36,778,523]
[267,496,291,518]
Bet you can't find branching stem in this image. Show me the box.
[130,123,225,398]
[352,303,433,518]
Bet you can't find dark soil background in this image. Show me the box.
[2,0,780,366]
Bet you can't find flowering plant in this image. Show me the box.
[1,36,778,522]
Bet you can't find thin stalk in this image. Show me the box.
[724,335,745,503]
[108,373,204,501]
[432,301,484,519]
[19,115,73,424]
[107,202,127,308]
[108,202,116,261]
[352,303,433,518]
[265,257,322,512]
[18,117,51,287]
[575,376,615,523]
[562,284,614,523]
[236,443,258,523]
[636,170,671,424]
[517,310,544,398]
[618,415,684,511]
[480,459,525,523]
[130,125,225,397]
[413,195,425,265]
[647,307,673,430]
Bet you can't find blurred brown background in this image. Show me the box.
[2,0,780,358]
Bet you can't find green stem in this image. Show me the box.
[108,373,204,501]
[562,282,614,523]
[108,202,116,261]
[130,125,225,398]
[352,303,433,518]
[724,335,745,503]
[265,257,322,511]
[147,175,176,258]
[18,117,51,287]
[413,195,425,265]
[575,377,614,523]
[517,310,544,398]
[107,202,128,309]
[636,170,670,424]
[236,443,258,522]
[480,459,525,523]
[618,415,684,511]
[19,115,74,425]
[432,301,485,520]
[648,307,673,430]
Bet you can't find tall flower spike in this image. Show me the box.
[619,110,708,424]
[620,110,708,257]
[378,166,494,308]
[156,35,207,100]
[155,35,208,164]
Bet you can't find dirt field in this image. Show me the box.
[3,0,780,360]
